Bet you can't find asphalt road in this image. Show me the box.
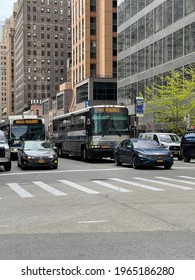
[0,157,195,259]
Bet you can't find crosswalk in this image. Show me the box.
[1,175,194,199]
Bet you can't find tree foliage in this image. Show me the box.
[144,66,195,134]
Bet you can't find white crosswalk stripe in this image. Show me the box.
[178,176,195,180]
[134,177,193,190]
[92,180,131,192]
[2,175,195,200]
[33,181,67,196]
[58,179,99,194]
[155,177,195,187]
[6,183,34,198]
[110,178,164,191]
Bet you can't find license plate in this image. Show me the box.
[173,151,179,154]
[38,159,45,163]
[157,159,163,163]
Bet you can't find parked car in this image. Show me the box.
[0,130,12,171]
[17,140,58,169]
[180,131,195,162]
[139,132,182,160]
[114,138,174,169]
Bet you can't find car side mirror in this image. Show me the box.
[53,146,58,153]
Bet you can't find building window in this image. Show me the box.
[173,28,183,59]
[163,34,173,63]
[163,0,173,28]
[185,22,195,55]
[174,0,183,22]
[90,64,96,77]
[154,5,162,33]
[131,22,137,46]
[90,0,96,12]
[90,17,96,35]
[146,10,153,38]
[185,0,195,15]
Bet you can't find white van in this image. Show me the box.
[138,132,182,160]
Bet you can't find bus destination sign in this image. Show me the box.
[94,107,123,113]
[13,119,41,125]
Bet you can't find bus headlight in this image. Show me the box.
[91,145,101,149]
[5,148,10,158]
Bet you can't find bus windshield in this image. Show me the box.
[11,124,45,140]
[91,113,129,135]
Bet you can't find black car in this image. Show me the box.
[0,130,12,171]
[180,131,195,162]
[17,140,58,169]
[114,138,174,169]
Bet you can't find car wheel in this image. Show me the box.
[20,160,26,170]
[183,153,191,162]
[4,161,11,171]
[114,153,122,166]
[132,156,139,169]
[53,165,58,169]
[164,164,172,169]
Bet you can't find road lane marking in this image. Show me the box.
[110,178,164,191]
[78,220,107,224]
[6,183,34,198]
[58,180,99,194]
[1,166,195,177]
[33,181,67,196]
[155,176,195,186]
[92,180,131,192]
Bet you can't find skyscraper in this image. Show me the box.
[14,0,70,114]
[70,0,118,111]
[117,0,195,131]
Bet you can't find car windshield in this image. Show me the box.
[24,141,52,150]
[158,134,180,143]
[133,140,160,149]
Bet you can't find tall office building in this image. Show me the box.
[117,0,195,130]
[0,42,7,118]
[70,0,118,111]
[14,0,70,114]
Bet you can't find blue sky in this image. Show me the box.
[0,0,15,21]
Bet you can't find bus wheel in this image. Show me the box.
[81,147,88,161]
[4,162,12,171]
[183,153,191,162]
[58,146,62,157]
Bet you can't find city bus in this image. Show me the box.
[51,105,130,160]
[0,115,46,158]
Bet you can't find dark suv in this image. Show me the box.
[0,130,12,171]
[180,131,195,162]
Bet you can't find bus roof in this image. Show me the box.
[52,105,127,121]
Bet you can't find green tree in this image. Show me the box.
[144,66,195,134]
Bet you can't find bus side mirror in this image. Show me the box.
[8,139,13,145]
[86,118,90,126]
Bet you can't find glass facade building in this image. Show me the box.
[117,0,195,122]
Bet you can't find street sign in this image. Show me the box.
[85,100,90,108]
[136,97,144,117]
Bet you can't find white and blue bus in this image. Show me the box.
[51,105,130,160]
[0,115,45,157]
